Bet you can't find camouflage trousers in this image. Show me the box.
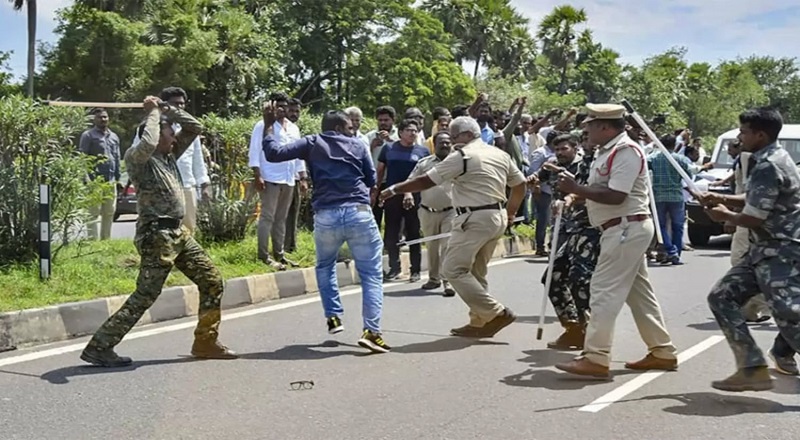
[708,255,800,369]
[87,223,224,351]
[540,227,601,322]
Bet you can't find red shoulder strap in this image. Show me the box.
[600,143,645,176]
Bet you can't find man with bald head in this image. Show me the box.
[379,116,527,338]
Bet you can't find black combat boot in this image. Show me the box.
[80,346,133,367]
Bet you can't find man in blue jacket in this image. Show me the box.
[263,108,390,354]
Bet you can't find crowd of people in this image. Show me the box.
[75,86,799,393]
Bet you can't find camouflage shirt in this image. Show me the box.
[562,153,594,234]
[536,154,582,201]
[125,107,202,225]
[742,143,800,264]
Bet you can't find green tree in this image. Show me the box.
[349,9,475,111]
[681,61,767,137]
[0,51,21,97]
[572,30,621,103]
[619,47,689,129]
[537,5,587,95]
[423,0,534,79]
[38,1,283,118]
[271,0,412,107]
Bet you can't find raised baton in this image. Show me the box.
[398,216,526,247]
[621,100,700,195]
[40,100,166,109]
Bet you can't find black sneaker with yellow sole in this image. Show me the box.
[327,316,344,334]
[357,330,391,353]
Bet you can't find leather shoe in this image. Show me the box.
[555,357,610,378]
[624,353,677,371]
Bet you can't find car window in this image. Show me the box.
[716,138,800,166]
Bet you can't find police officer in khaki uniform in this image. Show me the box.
[408,131,457,297]
[554,104,678,378]
[379,116,528,338]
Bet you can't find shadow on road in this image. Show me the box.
[39,357,202,385]
[239,340,366,361]
[393,337,507,354]
[638,392,800,416]
[523,259,550,265]
[384,287,445,298]
[532,391,800,415]
[515,348,576,368]
[771,374,800,395]
[688,319,777,332]
[500,368,638,391]
[694,251,731,259]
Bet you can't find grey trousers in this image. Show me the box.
[258,182,294,261]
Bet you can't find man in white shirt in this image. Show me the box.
[131,87,211,234]
[344,106,370,148]
[249,92,308,270]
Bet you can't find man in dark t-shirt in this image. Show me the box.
[376,118,430,281]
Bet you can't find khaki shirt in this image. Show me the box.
[586,132,650,227]
[410,155,452,210]
[427,138,526,208]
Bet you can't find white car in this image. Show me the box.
[685,125,800,246]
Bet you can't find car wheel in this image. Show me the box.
[688,226,711,247]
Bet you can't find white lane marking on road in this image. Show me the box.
[0,258,522,368]
[578,335,726,413]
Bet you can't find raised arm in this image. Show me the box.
[125,100,161,164]
[263,134,314,163]
[167,107,203,160]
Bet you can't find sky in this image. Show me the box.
[1,0,800,80]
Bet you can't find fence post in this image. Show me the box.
[39,183,51,280]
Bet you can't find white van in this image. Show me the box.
[686,124,800,246]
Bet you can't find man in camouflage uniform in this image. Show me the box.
[529,132,600,350]
[703,106,800,391]
[81,96,237,367]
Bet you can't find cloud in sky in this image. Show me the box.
[0,0,798,78]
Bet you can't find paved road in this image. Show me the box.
[111,215,137,239]
[1,238,797,440]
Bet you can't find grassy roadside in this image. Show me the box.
[0,224,532,313]
[0,231,319,312]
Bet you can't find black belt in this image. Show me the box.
[420,204,453,213]
[455,203,503,216]
[154,217,182,230]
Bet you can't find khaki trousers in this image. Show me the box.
[731,226,770,320]
[583,219,677,367]
[182,188,198,234]
[87,186,117,240]
[419,208,454,283]
[442,210,506,326]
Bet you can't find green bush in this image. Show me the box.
[0,95,110,266]
[197,114,260,243]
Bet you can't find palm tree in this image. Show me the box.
[10,0,36,97]
[537,5,587,95]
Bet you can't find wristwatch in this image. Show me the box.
[386,185,397,197]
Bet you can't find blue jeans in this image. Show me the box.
[533,192,553,250]
[655,201,685,258]
[314,205,384,333]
